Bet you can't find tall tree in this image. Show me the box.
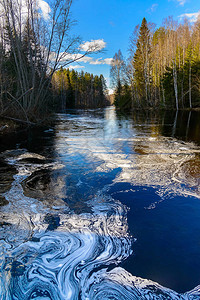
[132,18,152,106]
[110,49,127,107]
[52,69,108,109]
[0,0,103,121]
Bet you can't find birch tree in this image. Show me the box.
[0,0,103,121]
[110,49,127,106]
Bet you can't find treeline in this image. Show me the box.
[0,18,50,121]
[52,68,109,109]
[0,0,74,122]
[0,0,105,123]
[111,16,200,110]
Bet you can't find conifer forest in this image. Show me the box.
[0,0,107,123]
[111,17,200,110]
[0,0,200,121]
[52,68,108,110]
[1,1,200,299]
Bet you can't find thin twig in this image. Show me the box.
[1,115,35,125]
[6,88,33,122]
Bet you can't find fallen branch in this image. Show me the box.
[1,115,35,125]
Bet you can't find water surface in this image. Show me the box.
[0,108,200,299]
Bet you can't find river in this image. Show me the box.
[0,107,200,299]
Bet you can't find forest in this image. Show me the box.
[111,17,200,110]
[52,68,109,109]
[0,0,107,124]
[1,0,200,126]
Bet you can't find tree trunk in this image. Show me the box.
[189,61,192,109]
[173,60,179,110]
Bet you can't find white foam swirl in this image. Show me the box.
[1,109,200,299]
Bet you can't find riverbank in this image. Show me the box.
[0,113,57,137]
[0,118,22,135]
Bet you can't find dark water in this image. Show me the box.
[0,108,200,299]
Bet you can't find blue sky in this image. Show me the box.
[69,0,200,89]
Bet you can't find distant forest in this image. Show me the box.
[52,68,109,109]
[111,17,200,110]
[1,0,199,126]
[0,0,108,123]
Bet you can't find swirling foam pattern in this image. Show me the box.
[0,150,132,299]
[1,109,200,299]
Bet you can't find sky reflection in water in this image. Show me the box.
[0,107,200,299]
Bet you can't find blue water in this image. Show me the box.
[0,107,200,299]
[109,183,200,292]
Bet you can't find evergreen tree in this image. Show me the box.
[132,18,152,105]
[122,16,200,110]
[52,69,108,109]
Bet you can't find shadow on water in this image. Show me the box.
[108,183,200,293]
[161,110,200,145]
[22,158,121,214]
[0,124,57,157]
[1,108,200,297]
[129,109,200,145]
[0,124,57,207]
[0,158,17,206]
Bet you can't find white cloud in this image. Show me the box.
[103,58,113,65]
[62,53,93,63]
[176,0,186,6]
[49,52,93,63]
[79,39,106,52]
[89,59,102,65]
[21,0,51,21]
[79,56,93,63]
[37,0,51,20]
[147,3,158,13]
[68,65,85,69]
[90,57,113,65]
[179,11,200,22]
[50,51,113,66]
[0,0,51,22]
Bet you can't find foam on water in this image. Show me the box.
[0,150,132,299]
[1,109,200,299]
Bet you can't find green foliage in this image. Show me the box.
[162,66,175,107]
[110,49,131,108]
[113,17,200,110]
[152,27,166,46]
[132,18,151,104]
[0,16,50,117]
[162,43,200,108]
[53,69,109,109]
[115,83,132,109]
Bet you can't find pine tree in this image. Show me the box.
[52,69,108,109]
[132,18,151,105]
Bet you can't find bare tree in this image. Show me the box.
[0,0,103,121]
[110,49,128,105]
